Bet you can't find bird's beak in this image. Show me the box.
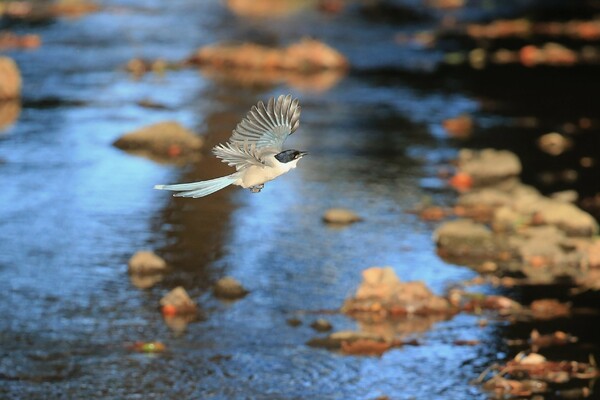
[299,151,308,157]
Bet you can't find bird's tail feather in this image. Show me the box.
[154,174,239,198]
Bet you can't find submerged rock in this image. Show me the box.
[0,57,22,100]
[310,318,333,332]
[307,329,420,356]
[125,58,178,77]
[128,341,166,354]
[322,208,362,225]
[113,121,203,163]
[0,32,41,50]
[341,267,452,317]
[213,277,248,300]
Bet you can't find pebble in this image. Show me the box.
[213,277,248,300]
[128,251,167,275]
[310,319,332,332]
[322,208,362,225]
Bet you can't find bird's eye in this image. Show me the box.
[294,154,299,159]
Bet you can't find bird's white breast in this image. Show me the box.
[237,156,299,188]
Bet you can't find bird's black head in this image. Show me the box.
[274,149,308,163]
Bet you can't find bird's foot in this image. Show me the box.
[249,184,264,193]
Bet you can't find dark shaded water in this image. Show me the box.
[1,0,599,399]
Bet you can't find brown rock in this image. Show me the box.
[524,199,598,236]
[322,208,362,225]
[50,0,100,17]
[225,0,311,18]
[128,251,167,275]
[188,39,349,73]
[529,299,571,320]
[442,115,473,139]
[0,57,22,100]
[456,149,522,186]
[342,267,451,316]
[308,329,419,356]
[113,121,203,163]
[434,219,494,249]
[0,32,41,50]
[537,132,572,156]
[160,286,197,314]
[585,238,600,268]
[310,318,332,332]
[0,0,99,20]
[213,277,248,300]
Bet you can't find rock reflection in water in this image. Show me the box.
[197,65,346,93]
[0,100,20,132]
[356,313,450,342]
[225,0,317,18]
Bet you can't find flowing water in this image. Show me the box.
[1,1,599,399]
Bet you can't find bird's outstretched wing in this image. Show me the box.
[212,141,266,171]
[229,94,301,154]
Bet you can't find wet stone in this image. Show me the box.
[529,299,571,320]
[113,121,203,163]
[310,318,333,332]
[341,267,452,317]
[322,208,362,225]
[127,251,167,275]
[307,330,385,350]
[526,199,599,237]
[307,329,419,356]
[456,148,522,185]
[160,286,197,314]
[433,219,509,261]
[213,277,248,300]
[0,56,22,100]
[188,38,349,72]
[457,182,539,209]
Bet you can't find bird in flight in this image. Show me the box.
[154,94,306,198]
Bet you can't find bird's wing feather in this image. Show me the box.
[230,94,301,153]
[212,141,266,170]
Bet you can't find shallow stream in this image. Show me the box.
[1,1,599,398]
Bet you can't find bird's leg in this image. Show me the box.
[249,184,264,193]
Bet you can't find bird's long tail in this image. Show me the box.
[154,173,239,198]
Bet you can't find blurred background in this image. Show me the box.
[1,0,599,398]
